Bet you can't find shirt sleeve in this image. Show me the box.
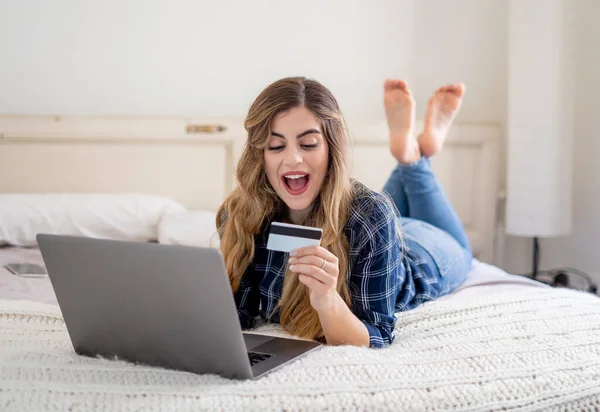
[234,265,261,330]
[350,197,404,348]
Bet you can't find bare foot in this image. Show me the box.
[418,83,465,157]
[384,79,420,164]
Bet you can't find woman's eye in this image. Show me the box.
[301,144,318,149]
[268,146,285,151]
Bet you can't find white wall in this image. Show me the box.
[0,0,509,128]
[411,0,508,127]
[0,0,509,136]
[0,0,413,123]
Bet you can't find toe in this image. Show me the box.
[455,83,466,96]
[444,83,465,96]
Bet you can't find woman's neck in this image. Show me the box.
[288,204,314,225]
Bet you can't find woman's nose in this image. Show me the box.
[283,146,303,166]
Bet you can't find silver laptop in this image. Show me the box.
[36,234,321,380]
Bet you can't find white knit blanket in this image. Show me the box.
[1,287,600,412]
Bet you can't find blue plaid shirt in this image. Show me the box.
[234,185,434,348]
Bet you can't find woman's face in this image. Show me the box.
[264,106,329,221]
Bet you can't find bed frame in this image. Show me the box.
[0,115,500,262]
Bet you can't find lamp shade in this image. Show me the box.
[505,0,573,237]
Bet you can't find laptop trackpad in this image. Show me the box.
[243,333,273,350]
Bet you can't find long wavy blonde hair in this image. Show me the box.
[216,76,355,340]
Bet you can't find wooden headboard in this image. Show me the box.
[0,115,246,211]
[0,115,500,262]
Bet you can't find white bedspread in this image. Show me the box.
[1,285,600,411]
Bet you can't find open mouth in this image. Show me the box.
[282,173,310,196]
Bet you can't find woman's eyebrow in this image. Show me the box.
[270,129,321,139]
[296,129,321,138]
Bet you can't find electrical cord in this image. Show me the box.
[526,238,597,294]
[524,267,598,294]
[547,267,598,294]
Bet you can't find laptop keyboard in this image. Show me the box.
[248,351,273,366]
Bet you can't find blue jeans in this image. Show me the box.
[382,157,472,293]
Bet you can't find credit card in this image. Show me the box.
[266,222,323,253]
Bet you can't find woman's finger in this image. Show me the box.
[291,246,338,265]
[288,255,338,274]
[289,263,336,287]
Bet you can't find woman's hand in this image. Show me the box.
[288,246,340,312]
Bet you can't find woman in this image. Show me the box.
[216,77,471,348]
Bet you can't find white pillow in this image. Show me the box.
[0,194,186,246]
[158,211,219,248]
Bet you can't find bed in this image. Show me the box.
[1,115,599,411]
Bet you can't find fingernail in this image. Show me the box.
[290,251,297,257]
[289,265,295,271]
[288,258,295,264]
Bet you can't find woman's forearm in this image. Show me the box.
[317,293,370,347]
